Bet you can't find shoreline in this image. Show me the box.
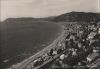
[8,24,65,69]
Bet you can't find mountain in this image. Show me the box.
[3,17,37,23]
[2,11,100,24]
[3,16,56,23]
[53,11,100,23]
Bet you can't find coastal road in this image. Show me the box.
[8,25,66,69]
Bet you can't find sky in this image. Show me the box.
[1,0,100,21]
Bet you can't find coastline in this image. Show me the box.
[8,24,65,69]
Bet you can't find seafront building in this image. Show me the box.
[9,21,100,69]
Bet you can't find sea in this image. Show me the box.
[0,21,62,69]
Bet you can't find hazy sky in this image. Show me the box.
[1,0,100,21]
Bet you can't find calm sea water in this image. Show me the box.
[0,21,62,69]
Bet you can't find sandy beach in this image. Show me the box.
[8,24,65,69]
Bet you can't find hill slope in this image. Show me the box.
[53,11,100,23]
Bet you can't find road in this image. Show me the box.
[8,25,66,69]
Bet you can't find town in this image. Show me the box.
[9,21,100,69]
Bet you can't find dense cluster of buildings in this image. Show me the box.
[48,22,100,69]
[10,22,100,69]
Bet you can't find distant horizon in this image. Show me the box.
[1,11,100,22]
[1,0,99,21]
